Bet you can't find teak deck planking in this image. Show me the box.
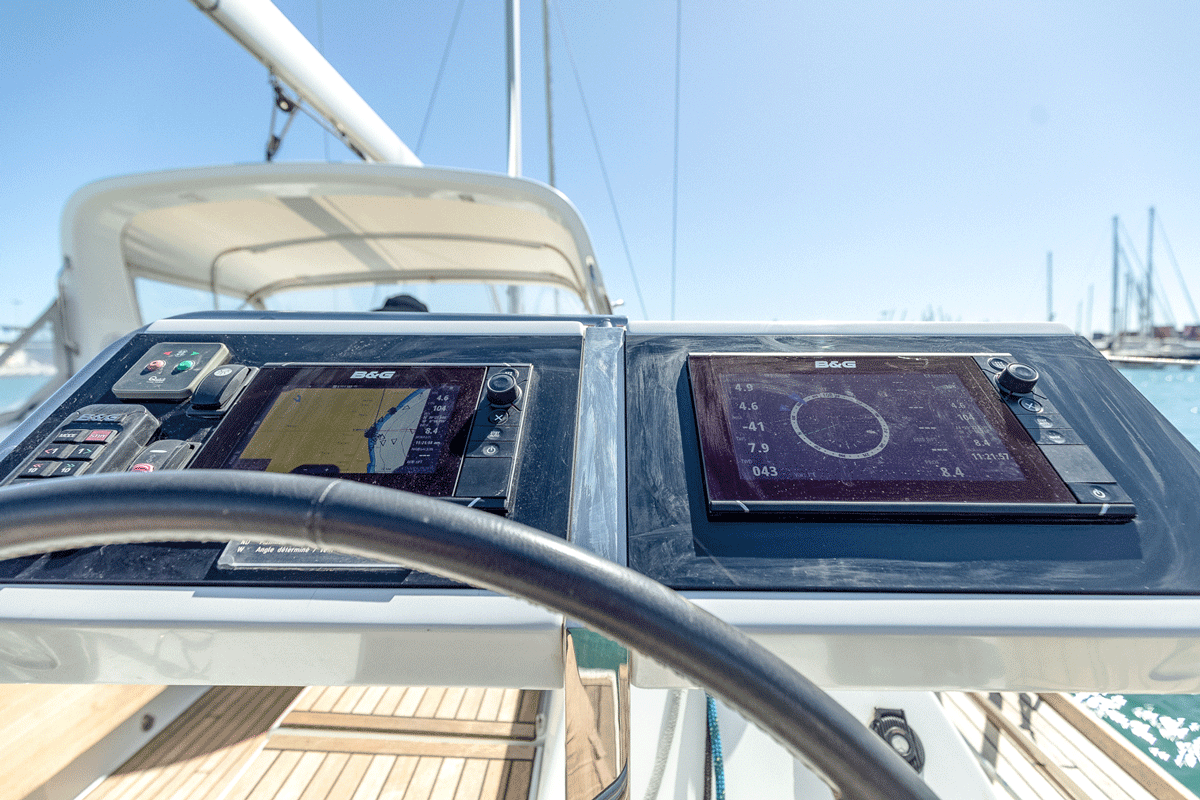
[0,684,166,800]
[71,686,542,800]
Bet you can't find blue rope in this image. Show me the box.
[706,693,726,800]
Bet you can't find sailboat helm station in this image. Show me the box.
[1,2,1199,799]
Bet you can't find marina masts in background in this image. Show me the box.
[506,0,522,314]
[1111,215,1121,340]
[1046,251,1053,322]
[1144,206,1156,337]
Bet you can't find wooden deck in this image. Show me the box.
[73,686,544,800]
[942,692,1197,800]
[21,684,1195,799]
[0,684,167,800]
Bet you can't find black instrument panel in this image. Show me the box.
[0,324,585,587]
[687,352,1131,521]
[192,363,525,504]
[625,331,1200,594]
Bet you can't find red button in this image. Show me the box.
[144,360,166,373]
[130,463,154,472]
[84,430,116,443]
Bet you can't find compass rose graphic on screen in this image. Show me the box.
[789,393,890,459]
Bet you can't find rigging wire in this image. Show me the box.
[670,0,682,321]
[266,78,301,161]
[1117,219,1177,328]
[543,0,556,187]
[1155,213,1200,325]
[266,77,367,161]
[550,0,649,319]
[314,0,330,161]
[416,0,467,156]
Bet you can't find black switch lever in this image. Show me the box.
[191,365,252,411]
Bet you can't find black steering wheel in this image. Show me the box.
[0,471,939,800]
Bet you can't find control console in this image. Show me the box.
[0,315,592,586]
[5,343,532,515]
[4,316,1200,692]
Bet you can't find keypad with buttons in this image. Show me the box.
[978,353,1135,520]
[6,405,160,485]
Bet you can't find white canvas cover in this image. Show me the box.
[59,163,611,369]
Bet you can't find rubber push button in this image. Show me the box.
[477,406,521,427]
[20,461,54,478]
[1040,445,1116,483]
[1024,428,1082,446]
[1018,414,1069,431]
[67,443,104,461]
[456,457,513,498]
[48,460,87,478]
[126,440,195,472]
[1005,394,1057,415]
[469,425,518,445]
[38,444,72,460]
[1068,483,1132,504]
[468,440,516,458]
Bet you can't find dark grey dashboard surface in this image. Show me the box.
[0,315,589,588]
[625,331,1200,594]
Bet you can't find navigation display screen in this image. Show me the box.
[688,354,1074,512]
[193,365,484,496]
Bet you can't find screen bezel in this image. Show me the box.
[192,363,485,497]
[688,353,1077,513]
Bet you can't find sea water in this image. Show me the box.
[1077,364,1200,794]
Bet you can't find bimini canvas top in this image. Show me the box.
[58,162,611,365]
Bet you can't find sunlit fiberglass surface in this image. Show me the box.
[688,354,1074,508]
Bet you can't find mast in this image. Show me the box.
[1145,206,1156,336]
[1046,251,1053,322]
[505,0,523,314]
[542,0,555,187]
[505,0,522,178]
[1085,284,1094,340]
[1110,216,1120,344]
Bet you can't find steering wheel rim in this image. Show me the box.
[0,470,939,800]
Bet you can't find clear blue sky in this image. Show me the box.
[2,1,1198,328]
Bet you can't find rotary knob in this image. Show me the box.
[995,362,1039,395]
[486,372,522,406]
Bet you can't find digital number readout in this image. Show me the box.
[722,372,1025,484]
[688,354,1079,511]
[194,364,486,498]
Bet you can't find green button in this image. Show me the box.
[176,360,194,371]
